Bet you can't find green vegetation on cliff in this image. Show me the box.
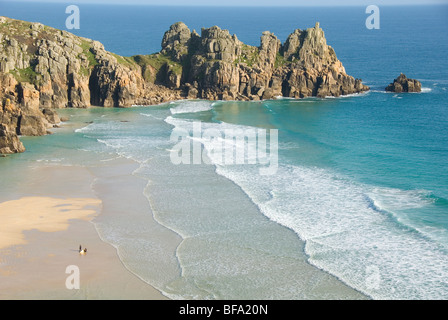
[79,39,99,76]
[131,53,183,83]
[274,52,290,68]
[9,65,41,86]
[111,52,137,69]
[234,44,259,67]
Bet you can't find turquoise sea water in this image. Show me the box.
[1,2,448,299]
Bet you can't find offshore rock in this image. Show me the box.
[385,73,422,93]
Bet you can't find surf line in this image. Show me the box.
[169,121,278,175]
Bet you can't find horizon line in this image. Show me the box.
[1,0,448,7]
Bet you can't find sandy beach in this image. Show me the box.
[0,163,167,300]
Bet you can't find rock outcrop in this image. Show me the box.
[147,21,369,101]
[0,16,161,109]
[385,73,421,93]
[0,16,163,154]
[0,72,59,153]
[0,123,25,154]
[0,17,369,154]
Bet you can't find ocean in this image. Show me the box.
[1,1,448,299]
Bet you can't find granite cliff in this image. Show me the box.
[155,21,369,100]
[0,17,369,153]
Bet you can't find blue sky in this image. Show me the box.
[3,0,448,6]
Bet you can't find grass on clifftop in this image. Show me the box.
[111,53,138,70]
[79,40,99,76]
[131,53,183,83]
[132,53,182,73]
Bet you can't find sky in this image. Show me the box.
[2,0,448,6]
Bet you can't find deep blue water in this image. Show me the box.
[1,1,448,299]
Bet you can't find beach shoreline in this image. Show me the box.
[0,106,370,300]
[0,162,167,300]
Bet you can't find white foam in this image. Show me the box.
[213,163,448,299]
[77,98,448,299]
[367,187,448,245]
[75,121,119,134]
[370,90,390,94]
[164,102,448,299]
[140,113,163,120]
[368,187,433,212]
[165,115,271,167]
[170,100,213,115]
[74,124,92,133]
[325,91,369,99]
[164,115,191,128]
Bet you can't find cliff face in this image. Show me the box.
[0,17,369,109]
[0,16,164,110]
[0,16,177,153]
[0,17,369,153]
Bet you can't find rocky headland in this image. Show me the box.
[0,16,369,154]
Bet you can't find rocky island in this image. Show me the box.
[0,16,369,154]
[385,73,422,93]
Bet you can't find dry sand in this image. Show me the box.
[0,164,167,300]
[0,196,100,250]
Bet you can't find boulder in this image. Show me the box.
[42,108,61,124]
[0,123,25,154]
[18,113,48,136]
